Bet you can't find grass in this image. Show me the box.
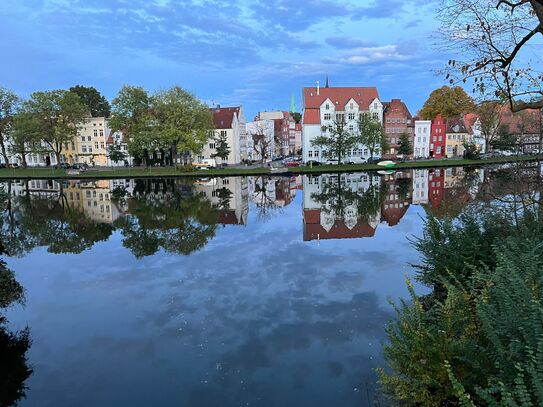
[0,155,541,180]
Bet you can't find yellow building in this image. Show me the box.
[63,117,109,166]
[445,116,469,158]
[64,180,114,223]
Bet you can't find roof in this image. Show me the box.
[303,87,380,111]
[211,107,240,129]
[302,109,321,125]
[463,113,479,133]
[383,99,413,119]
[446,116,468,133]
[303,210,376,241]
[499,105,541,135]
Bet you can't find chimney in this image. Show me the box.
[317,81,320,96]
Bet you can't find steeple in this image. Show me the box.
[325,75,329,88]
[290,94,296,113]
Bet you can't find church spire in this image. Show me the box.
[325,75,329,88]
[290,93,296,113]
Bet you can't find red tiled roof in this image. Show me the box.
[217,210,244,225]
[302,109,321,125]
[499,105,541,134]
[106,135,114,145]
[446,116,468,133]
[303,210,376,241]
[383,99,413,119]
[303,87,379,111]
[211,107,240,129]
[463,113,479,133]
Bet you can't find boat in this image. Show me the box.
[377,160,396,168]
[377,170,396,175]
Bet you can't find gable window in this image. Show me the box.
[348,113,355,120]
[325,103,330,110]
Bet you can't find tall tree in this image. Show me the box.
[247,121,273,166]
[397,133,413,156]
[152,86,213,164]
[69,85,111,117]
[107,144,127,164]
[9,112,43,168]
[439,0,543,112]
[110,85,152,166]
[23,90,87,167]
[477,100,502,151]
[0,87,20,167]
[311,119,358,164]
[356,115,388,161]
[419,86,476,119]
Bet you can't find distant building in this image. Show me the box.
[256,111,295,156]
[430,114,447,158]
[201,106,247,165]
[106,130,134,167]
[414,120,431,158]
[499,106,542,154]
[463,113,486,154]
[69,117,109,166]
[293,122,302,154]
[412,169,429,204]
[445,116,469,158]
[246,119,275,163]
[383,99,414,157]
[301,86,383,164]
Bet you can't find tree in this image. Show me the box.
[211,131,231,164]
[291,112,302,124]
[311,119,358,164]
[9,112,43,168]
[23,90,87,167]
[247,121,273,166]
[419,86,476,119]
[110,85,152,166]
[107,144,127,164]
[69,85,111,117]
[357,115,388,160]
[151,86,213,165]
[492,124,518,152]
[397,133,413,156]
[0,87,20,167]
[477,100,502,150]
[439,0,543,112]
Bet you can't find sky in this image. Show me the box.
[0,0,447,119]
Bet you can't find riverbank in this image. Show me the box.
[0,155,540,179]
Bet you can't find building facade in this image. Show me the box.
[302,86,383,164]
[383,99,414,157]
[246,119,275,163]
[414,120,431,158]
[445,116,469,158]
[430,114,447,159]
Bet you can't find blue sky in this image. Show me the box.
[1,0,446,118]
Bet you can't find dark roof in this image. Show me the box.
[446,116,468,133]
[211,107,240,129]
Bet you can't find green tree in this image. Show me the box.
[0,87,20,167]
[419,86,476,120]
[69,85,111,117]
[212,131,231,164]
[492,125,518,152]
[397,132,413,156]
[23,90,88,167]
[311,119,358,164]
[356,115,388,160]
[110,85,153,166]
[9,112,43,168]
[151,86,213,165]
[291,112,302,124]
[107,144,127,164]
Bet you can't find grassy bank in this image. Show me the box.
[0,155,541,180]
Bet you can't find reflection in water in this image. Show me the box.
[0,233,32,407]
[0,162,541,406]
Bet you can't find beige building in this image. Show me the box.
[63,117,109,166]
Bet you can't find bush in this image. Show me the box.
[175,164,196,173]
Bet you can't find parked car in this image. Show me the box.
[59,162,70,169]
[305,160,321,166]
[367,157,381,164]
[285,160,300,167]
[72,163,88,171]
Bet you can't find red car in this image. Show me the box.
[285,161,300,167]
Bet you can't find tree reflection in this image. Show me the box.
[113,179,220,258]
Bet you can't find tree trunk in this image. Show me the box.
[0,134,9,167]
[55,150,61,168]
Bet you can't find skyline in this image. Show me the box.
[1,0,445,118]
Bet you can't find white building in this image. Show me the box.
[193,177,249,225]
[302,86,383,164]
[464,114,486,154]
[199,106,247,165]
[414,120,431,158]
[246,119,275,163]
[412,169,429,204]
[106,130,134,167]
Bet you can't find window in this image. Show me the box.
[348,113,355,120]
[93,130,98,137]
[336,113,344,122]
[220,130,227,137]
[308,150,313,158]
[87,136,91,141]
[209,143,216,149]
[349,125,354,132]
[88,146,93,152]
[325,103,329,110]
[447,146,453,153]
[99,130,103,137]
[82,145,87,153]
[314,150,319,157]
[372,113,379,120]
[64,143,69,150]
[81,136,85,142]
[95,142,99,149]
[374,103,378,109]
[100,142,105,149]
[324,113,332,120]
[364,149,368,155]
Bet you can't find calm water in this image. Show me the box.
[0,164,538,407]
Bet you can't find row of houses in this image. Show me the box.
[301,84,542,163]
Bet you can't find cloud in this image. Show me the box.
[325,36,377,49]
[323,45,412,65]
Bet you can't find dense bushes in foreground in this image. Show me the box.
[379,208,543,406]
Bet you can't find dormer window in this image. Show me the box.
[350,103,354,109]
[325,103,329,110]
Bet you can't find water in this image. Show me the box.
[0,164,537,406]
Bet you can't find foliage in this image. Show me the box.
[69,85,111,117]
[291,112,302,124]
[212,131,231,162]
[22,90,88,166]
[397,133,413,156]
[107,144,127,163]
[312,119,358,164]
[0,87,20,166]
[357,115,387,160]
[463,143,480,160]
[491,125,518,152]
[9,112,44,168]
[438,0,543,112]
[477,101,502,150]
[419,86,476,120]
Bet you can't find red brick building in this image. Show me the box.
[427,168,445,209]
[383,99,414,157]
[430,114,447,158]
